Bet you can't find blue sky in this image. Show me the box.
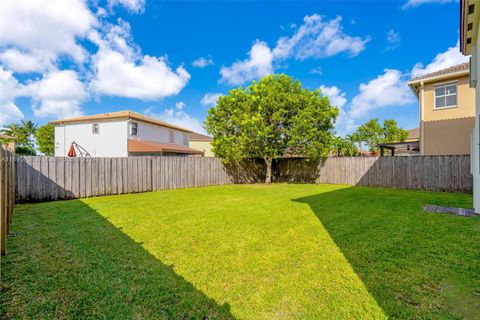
[0,0,467,136]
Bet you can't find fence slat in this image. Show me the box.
[1,146,15,255]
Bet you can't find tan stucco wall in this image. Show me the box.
[420,74,476,155]
[189,140,214,157]
[422,75,475,121]
[422,117,475,155]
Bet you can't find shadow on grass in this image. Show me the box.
[293,186,480,320]
[1,200,234,319]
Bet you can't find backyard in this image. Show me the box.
[1,184,479,319]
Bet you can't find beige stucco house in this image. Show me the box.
[408,63,475,155]
[189,133,214,157]
[460,0,480,213]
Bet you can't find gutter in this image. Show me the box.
[407,70,470,86]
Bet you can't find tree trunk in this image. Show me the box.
[265,158,272,184]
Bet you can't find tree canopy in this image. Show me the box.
[205,74,338,183]
[353,118,408,151]
[35,124,55,156]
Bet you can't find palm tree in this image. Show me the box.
[333,136,358,157]
[1,123,26,144]
[21,120,38,146]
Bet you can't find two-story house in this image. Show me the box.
[460,0,480,213]
[407,62,476,155]
[50,110,204,157]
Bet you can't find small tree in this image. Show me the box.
[353,118,408,151]
[35,124,55,156]
[205,74,338,183]
[382,119,408,143]
[355,119,383,150]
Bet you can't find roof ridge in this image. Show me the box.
[49,110,193,133]
[410,62,469,82]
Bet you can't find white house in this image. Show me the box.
[461,0,480,213]
[50,110,204,157]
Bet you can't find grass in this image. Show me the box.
[1,184,480,319]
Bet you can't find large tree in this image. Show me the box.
[205,74,338,183]
[354,118,408,151]
[35,124,55,156]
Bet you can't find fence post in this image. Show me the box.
[0,146,5,255]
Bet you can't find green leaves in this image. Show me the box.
[205,74,338,162]
[353,118,408,151]
[0,120,39,155]
[35,124,55,156]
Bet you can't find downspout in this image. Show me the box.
[420,81,425,155]
[62,122,66,157]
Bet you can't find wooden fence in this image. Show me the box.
[15,156,234,202]
[274,155,473,193]
[1,145,15,256]
[15,155,473,203]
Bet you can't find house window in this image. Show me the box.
[92,123,99,134]
[434,82,457,109]
[183,133,188,145]
[131,122,138,136]
[169,129,175,143]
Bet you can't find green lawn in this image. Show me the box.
[1,184,480,319]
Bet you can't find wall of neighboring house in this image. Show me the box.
[54,120,128,157]
[472,26,480,214]
[421,75,476,155]
[128,120,189,146]
[189,140,214,157]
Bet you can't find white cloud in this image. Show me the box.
[0,0,97,67]
[92,50,190,100]
[273,15,370,60]
[309,67,323,75]
[221,14,369,85]
[320,85,357,137]
[320,85,347,109]
[0,49,56,73]
[91,20,190,100]
[175,101,185,110]
[0,66,24,126]
[145,105,206,134]
[192,56,214,68]
[108,0,145,13]
[0,66,21,106]
[385,29,401,52]
[24,70,86,118]
[0,103,24,128]
[403,0,456,9]
[220,40,274,85]
[200,92,223,106]
[350,69,414,119]
[411,41,469,78]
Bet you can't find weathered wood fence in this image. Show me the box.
[274,156,472,193]
[15,155,473,202]
[15,157,235,202]
[1,145,15,256]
